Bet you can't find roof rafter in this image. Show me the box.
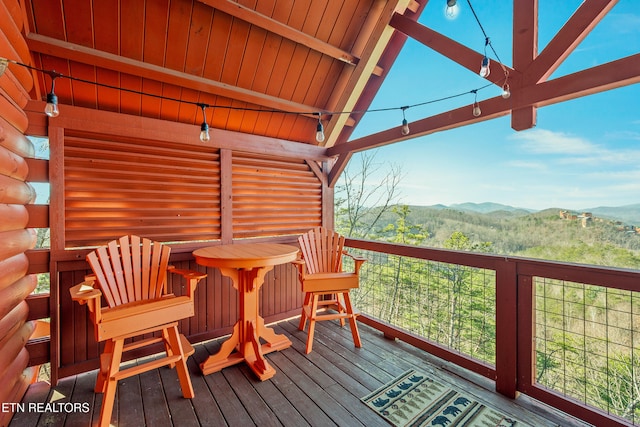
[524,0,617,85]
[26,32,320,117]
[332,52,640,156]
[389,13,515,87]
[197,0,359,66]
[321,0,412,148]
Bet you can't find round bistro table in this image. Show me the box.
[192,243,299,380]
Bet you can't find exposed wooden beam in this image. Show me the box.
[331,53,640,156]
[328,152,352,188]
[523,53,640,107]
[198,0,359,65]
[322,0,412,148]
[329,96,511,156]
[26,33,320,116]
[524,0,617,85]
[389,13,515,87]
[511,0,538,131]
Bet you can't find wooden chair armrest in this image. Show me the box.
[342,251,367,274]
[69,282,102,303]
[167,266,207,299]
[291,259,306,279]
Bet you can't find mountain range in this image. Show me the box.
[433,202,640,224]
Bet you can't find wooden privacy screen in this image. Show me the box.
[63,131,221,247]
[232,152,322,239]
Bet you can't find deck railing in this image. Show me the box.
[345,237,640,427]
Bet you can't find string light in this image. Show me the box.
[198,103,210,142]
[0,58,7,77]
[445,0,459,19]
[44,73,60,118]
[0,55,507,142]
[479,38,491,78]
[501,71,511,99]
[315,113,325,143]
[472,90,481,117]
[400,107,410,135]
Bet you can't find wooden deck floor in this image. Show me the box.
[10,318,592,427]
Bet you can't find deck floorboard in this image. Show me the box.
[9,319,592,427]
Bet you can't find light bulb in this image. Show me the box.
[473,104,481,117]
[200,122,210,142]
[45,92,59,117]
[401,118,410,136]
[479,56,491,78]
[501,83,511,99]
[0,58,7,77]
[445,0,459,19]
[315,121,325,143]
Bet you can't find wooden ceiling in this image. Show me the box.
[20,0,639,158]
[23,0,423,147]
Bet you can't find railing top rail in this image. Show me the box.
[345,237,640,291]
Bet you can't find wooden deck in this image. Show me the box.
[10,319,592,427]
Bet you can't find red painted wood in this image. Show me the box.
[0,174,36,204]
[0,143,28,179]
[0,275,36,325]
[0,253,29,290]
[0,229,36,261]
[0,115,34,157]
[0,91,28,133]
[0,203,28,231]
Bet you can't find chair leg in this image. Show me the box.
[98,338,124,427]
[94,340,114,393]
[336,293,346,327]
[162,328,177,369]
[165,325,194,398]
[305,294,320,354]
[299,292,312,331]
[343,292,362,348]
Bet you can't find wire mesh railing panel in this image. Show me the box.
[535,277,640,425]
[346,248,497,365]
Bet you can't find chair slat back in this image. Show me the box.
[298,227,345,274]
[86,235,171,307]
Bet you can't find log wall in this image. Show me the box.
[0,1,39,424]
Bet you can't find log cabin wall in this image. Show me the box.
[0,0,40,423]
[38,104,326,381]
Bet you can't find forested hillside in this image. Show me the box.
[351,204,640,269]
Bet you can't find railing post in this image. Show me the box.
[495,259,518,398]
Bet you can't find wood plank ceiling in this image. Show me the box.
[22,0,422,148]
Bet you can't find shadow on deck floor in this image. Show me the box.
[9,318,592,427]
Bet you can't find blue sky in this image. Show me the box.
[345,0,640,211]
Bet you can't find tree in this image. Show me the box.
[334,151,403,238]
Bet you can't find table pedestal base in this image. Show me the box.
[199,266,292,380]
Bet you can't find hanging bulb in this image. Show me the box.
[400,107,410,135]
[401,119,410,136]
[198,104,210,142]
[479,56,491,78]
[44,75,60,117]
[501,83,511,99]
[200,122,210,142]
[315,114,325,143]
[472,103,481,117]
[445,0,459,19]
[0,58,8,77]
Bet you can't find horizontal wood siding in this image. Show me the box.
[63,132,221,247]
[232,152,322,238]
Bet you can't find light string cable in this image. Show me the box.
[466,0,510,97]
[1,28,505,139]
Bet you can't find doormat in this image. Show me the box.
[361,370,533,427]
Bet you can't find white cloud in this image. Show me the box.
[510,129,596,154]
[510,128,640,165]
